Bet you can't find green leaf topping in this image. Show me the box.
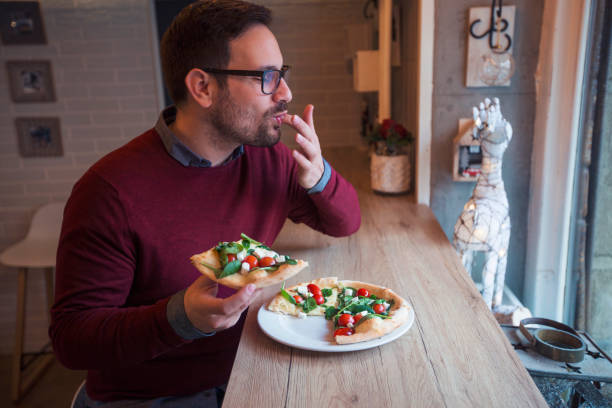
[321,288,333,297]
[302,297,317,313]
[218,260,241,278]
[280,282,296,305]
[325,307,339,320]
[240,233,262,247]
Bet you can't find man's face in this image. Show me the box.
[209,24,292,147]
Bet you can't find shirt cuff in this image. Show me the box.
[307,158,331,195]
[167,289,216,340]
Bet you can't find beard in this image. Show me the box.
[209,87,287,147]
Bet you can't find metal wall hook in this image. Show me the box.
[469,0,512,53]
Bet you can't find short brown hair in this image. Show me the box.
[160,0,272,106]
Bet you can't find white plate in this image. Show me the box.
[257,303,415,352]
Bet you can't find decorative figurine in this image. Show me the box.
[453,98,530,324]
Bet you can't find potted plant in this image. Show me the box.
[365,119,414,194]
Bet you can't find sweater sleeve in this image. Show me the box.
[287,154,361,237]
[49,171,189,370]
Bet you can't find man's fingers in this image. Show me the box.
[218,283,259,315]
[292,149,312,170]
[191,275,219,296]
[295,133,317,161]
[282,114,315,144]
[302,104,314,128]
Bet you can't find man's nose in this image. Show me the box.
[272,78,292,104]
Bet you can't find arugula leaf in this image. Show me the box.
[240,233,262,246]
[348,304,375,314]
[373,299,385,304]
[280,282,296,305]
[218,260,242,278]
[332,297,359,320]
[302,297,317,313]
[285,258,298,265]
[354,314,375,328]
[321,288,332,297]
[342,295,355,304]
[241,239,250,249]
[325,307,339,320]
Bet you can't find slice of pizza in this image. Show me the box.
[268,277,411,344]
[190,233,308,290]
[267,277,341,317]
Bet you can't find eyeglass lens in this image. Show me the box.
[262,69,289,94]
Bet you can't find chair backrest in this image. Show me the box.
[26,202,65,240]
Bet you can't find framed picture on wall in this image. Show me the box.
[0,1,47,45]
[6,60,56,103]
[15,117,63,157]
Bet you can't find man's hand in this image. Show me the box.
[283,104,324,189]
[184,275,260,333]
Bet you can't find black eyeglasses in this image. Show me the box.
[202,65,290,95]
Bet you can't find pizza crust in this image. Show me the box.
[190,247,308,290]
[267,277,340,316]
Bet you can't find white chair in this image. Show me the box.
[0,201,65,402]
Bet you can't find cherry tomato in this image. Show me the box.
[293,295,304,304]
[357,288,369,297]
[260,256,275,267]
[244,255,258,268]
[334,327,353,337]
[313,294,324,305]
[227,254,237,262]
[373,303,386,314]
[307,284,322,296]
[354,314,363,323]
[337,313,354,327]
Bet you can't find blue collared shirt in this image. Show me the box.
[155,106,331,194]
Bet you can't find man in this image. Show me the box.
[50,1,360,406]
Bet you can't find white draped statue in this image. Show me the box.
[453,98,530,323]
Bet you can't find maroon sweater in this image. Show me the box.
[49,129,360,401]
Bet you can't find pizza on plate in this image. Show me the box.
[267,277,410,344]
[191,233,308,290]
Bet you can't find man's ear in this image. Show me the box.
[184,68,215,108]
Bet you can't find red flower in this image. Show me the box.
[379,119,395,139]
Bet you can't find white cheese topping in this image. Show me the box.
[344,288,353,296]
[240,262,250,275]
[358,310,368,316]
[275,255,286,263]
[296,286,309,297]
[237,249,247,261]
[347,322,354,328]
[367,299,375,304]
[253,247,279,259]
[383,302,390,309]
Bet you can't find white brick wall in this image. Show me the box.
[0,0,159,354]
[0,0,369,354]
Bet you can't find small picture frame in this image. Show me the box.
[0,1,47,45]
[15,117,63,157]
[6,60,56,103]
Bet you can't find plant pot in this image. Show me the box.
[370,153,411,194]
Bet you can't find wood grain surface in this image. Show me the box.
[222,147,547,408]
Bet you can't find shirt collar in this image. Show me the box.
[155,106,244,168]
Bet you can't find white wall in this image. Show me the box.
[0,0,159,354]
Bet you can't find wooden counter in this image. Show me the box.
[222,147,547,407]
